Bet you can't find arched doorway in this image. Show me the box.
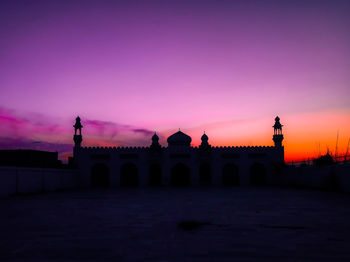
[199,163,211,185]
[120,163,139,187]
[149,163,162,186]
[91,163,110,188]
[222,163,239,186]
[171,163,190,186]
[250,163,267,186]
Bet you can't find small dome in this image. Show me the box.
[275,116,280,122]
[167,131,192,146]
[201,133,208,142]
[152,132,159,142]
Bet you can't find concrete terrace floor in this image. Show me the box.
[1,188,350,261]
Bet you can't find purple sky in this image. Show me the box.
[0,0,349,161]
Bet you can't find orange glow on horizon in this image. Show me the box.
[75,108,350,163]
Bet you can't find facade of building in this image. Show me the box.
[73,117,284,187]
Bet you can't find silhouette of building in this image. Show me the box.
[0,150,60,168]
[73,116,284,188]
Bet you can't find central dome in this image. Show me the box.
[167,131,192,146]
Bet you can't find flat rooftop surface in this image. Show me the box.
[1,188,350,261]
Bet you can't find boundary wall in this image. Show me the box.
[0,166,78,197]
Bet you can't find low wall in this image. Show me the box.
[1,164,348,197]
[335,164,350,193]
[278,163,350,193]
[0,166,78,197]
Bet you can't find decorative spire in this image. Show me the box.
[152,132,159,142]
[150,132,161,152]
[74,116,83,135]
[199,132,211,154]
[273,116,283,135]
[201,132,208,143]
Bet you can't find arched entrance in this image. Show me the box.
[91,163,110,188]
[120,163,139,187]
[222,163,239,186]
[199,163,211,185]
[171,163,190,186]
[149,163,162,186]
[250,163,267,186]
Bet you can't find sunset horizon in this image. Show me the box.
[1,107,349,163]
[1,0,349,163]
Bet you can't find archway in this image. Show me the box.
[199,163,211,185]
[250,163,267,186]
[222,163,240,186]
[171,163,190,186]
[91,163,110,188]
[149,163,162,186]
[120,163,139,187]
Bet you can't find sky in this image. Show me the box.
[0,0,349,162]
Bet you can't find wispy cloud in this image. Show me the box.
[133,128,154,136]
[84,119,153,137]
[0,107,154,159]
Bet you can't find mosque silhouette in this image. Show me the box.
[73,117,284,187]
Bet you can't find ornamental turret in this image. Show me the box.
[199,132,211,155]
[200,132,210,148]
[273,116,284,148]
[150,132,161,152]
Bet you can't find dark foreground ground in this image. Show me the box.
[1,188,350,261]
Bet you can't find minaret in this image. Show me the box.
[73,116,83,149]
[273,116,284,148]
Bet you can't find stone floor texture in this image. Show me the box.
[1,188,350,261]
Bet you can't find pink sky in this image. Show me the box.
[0,0,349,162]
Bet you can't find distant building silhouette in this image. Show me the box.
[0,150,60,168]
[313,152,334,167]
[73,117,284,188]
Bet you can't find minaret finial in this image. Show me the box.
[73,116,83,148]
[273,116,284,147]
